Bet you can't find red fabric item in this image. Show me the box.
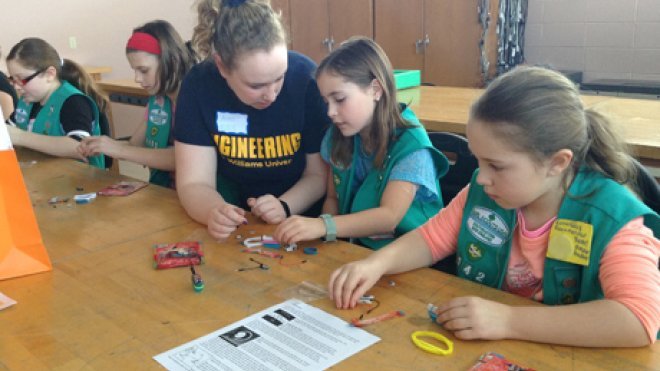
[126,32,161,55]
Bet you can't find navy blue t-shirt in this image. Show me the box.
[175,51,330,206]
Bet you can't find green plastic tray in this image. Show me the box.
[394,69,421,90]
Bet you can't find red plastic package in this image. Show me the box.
[153,241,204,269]
[468,352,534,371]
[98,181,148,196]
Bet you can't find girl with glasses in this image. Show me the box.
[6,38,108,168]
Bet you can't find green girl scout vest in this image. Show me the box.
[332,109,449,249]
[144,95,173,187]
[15,81,104,168]
[456,168,660,310]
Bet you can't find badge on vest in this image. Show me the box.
[15,108,28,125]
[547,219,593,266]
[149,109,169,125]
[466,206,510,248]
[466,243,484,261]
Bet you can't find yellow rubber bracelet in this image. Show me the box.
[411,331,454,356]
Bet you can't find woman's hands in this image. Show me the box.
[247,194,287,224]
[206,203,248,241]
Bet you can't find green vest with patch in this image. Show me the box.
[144,95,173,187]
[15,81,104,168]
[456,168,659,310]
[333,109,449,249]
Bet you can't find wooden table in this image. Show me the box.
[1,151,658,370]
[399,86,660,164]
[97,79,149,106]
[98,79,145,97]
[97,80,660,163]
[83,66,112,82]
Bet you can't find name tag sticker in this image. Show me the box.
[216,111,248,135]
[547,219,593,266]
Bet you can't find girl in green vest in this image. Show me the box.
[78,20,194,187]
[274,37,448,249]
[6,38,107,168]
[328,66,659,347]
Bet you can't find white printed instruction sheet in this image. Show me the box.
[154,299,380,370]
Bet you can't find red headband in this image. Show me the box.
[126,32,161,55]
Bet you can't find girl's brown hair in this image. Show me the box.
[470,66,636,188]
[192,0,286,68]
[128,20,195,96]
[7,37,109,115]
[317,36,410,168]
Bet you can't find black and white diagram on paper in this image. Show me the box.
[154,299,380,371]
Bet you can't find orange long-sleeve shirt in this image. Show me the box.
[419,186,660,343]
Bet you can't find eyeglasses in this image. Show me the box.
[9,68,47,87]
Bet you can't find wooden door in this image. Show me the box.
[289,0,330,63]
[328,0,373,48]
[374,0,424,73]
[423,0,498,87]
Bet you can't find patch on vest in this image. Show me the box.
[547,219,593,266]
[149,109,169,125]
[466,243,484,261]
[466,206,510,247]
[15,107,28,125]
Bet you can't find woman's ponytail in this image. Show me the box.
[192,0,220,60]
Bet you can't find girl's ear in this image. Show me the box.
[548,149,573,176]
[44,66,58,82]
[371,78,383,101]
[213,53,229,79]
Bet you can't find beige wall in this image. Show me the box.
[4,1,659,84]
[0,0,197,79]
[525,0,660,82]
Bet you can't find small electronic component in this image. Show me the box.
[237,257,270,272]
[427,303,439,322]
[303,247,317,255]
[358,295,375,304]
[190,265,204,292]
[242,235,279,248]
[350,310,404,327]
[241,248,283,259]
[73,193,97,204]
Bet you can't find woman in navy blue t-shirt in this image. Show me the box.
[175,0,330,241]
